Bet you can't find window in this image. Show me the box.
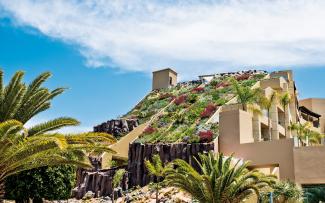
[169,76,173,86]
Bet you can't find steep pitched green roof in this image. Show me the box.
[124,71,266,144]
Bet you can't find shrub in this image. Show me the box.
[5,165,76,201]
[143,126,156,134]
[241,79,257,87]
[187,94,198,104]
[253,73,266,80]
[198,130,214,142]
[174,95,187,105]
[216,98,227,106]
[209,79,221,87]
[200,103,217,118]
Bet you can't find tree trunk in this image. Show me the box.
[242,104,247,111]
[268,110,272,140]
[156,183,159,203]
[284,105,287,137]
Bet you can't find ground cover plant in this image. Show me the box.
[123,82,199,124]
[136,72,267,144]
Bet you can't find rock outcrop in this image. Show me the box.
[94,119,139,139]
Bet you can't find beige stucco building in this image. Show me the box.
[215,70,325,185]
[102,68,325,186]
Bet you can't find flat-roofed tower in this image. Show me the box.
[152,68,177,90]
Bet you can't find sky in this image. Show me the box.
[0,0,325,132]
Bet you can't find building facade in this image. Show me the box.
[217,70,325,185]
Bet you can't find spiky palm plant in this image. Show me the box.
[279,92,291,137]
[165,152,275,203]
[0,70,117,198]
[260,180,303,203]
[230,77,262,111]
[0,70,79,135]
[0,120,116,195]
[145,154,172,203]
[259,92,277,140]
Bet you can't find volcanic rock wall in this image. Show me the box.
[127,142,214,187]
[73,166,128,199]
[93,119,139,139]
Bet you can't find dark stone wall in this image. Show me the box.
[94,119,139,138]
[127,142,214,187]
[72,166,128,199]
[72,142,214,198]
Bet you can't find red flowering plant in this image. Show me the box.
[235,73,250,81]
[143,126,156,134]
[198,130,213,142]
[200,103,217,118]
[174,95,187,105]
[215,81,230,89]
[191,87,205,93]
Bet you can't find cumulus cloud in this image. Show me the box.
[1,0,325,79]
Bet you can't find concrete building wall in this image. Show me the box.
[294,146,325,184]
[152,68,177,90]
[219,108,296,180]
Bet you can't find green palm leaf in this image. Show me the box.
[165,152,275,203]
[27,117,80,136]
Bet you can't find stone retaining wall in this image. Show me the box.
[72,166,128,199]
[127,142,214,187]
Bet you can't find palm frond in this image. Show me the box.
[165,152,275,203]
[27,117,80,136]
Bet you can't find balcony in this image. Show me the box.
[299,106,321,132]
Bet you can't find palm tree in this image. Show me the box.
[259,92,277,140]
[290,122,324,146]
[165,152,275,203]
[0,120,116,195]
[230,78,262,111]
[279,92,291,137]
[0,70,117,197]
[0,70,79,134]
[112,169,126,203]
[145,154,171,203]
[261,180,303,203]
[289,122,310,145]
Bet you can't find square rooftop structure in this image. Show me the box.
[152,68,178,90]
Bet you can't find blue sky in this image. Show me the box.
[0,18,151,131]
[1,1,325,132]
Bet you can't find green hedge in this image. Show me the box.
[5,165,76,202]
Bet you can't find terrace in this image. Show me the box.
[299,106,321,129]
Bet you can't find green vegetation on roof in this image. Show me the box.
[125,72,266,144]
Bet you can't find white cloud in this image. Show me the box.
[1,0,325,79]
